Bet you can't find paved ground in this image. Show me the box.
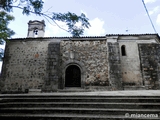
[1,90,160,96]
[36,90,160,96]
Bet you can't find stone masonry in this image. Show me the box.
[1,39,50,92]
[139,44,160,90]
[0,34,160,92]
[60,39,109,89]
[108,42,123,90]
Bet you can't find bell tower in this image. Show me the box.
[27,20,45,37]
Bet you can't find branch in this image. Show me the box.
[43,6,53,14]
[11,5,69,33]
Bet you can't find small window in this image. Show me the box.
[121,45,126,56]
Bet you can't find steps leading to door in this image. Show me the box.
[0,93,160,120]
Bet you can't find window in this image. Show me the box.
[121,45,126,56]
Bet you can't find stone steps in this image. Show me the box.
[0,94,160,119]
[0,102,160,109]
[1,107,160,114]
[0,113,160,120]
[2,114,158,120]
[1,97,160,102]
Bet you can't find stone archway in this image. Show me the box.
[65,65,81,87]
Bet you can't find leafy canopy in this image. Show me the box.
[0,11,15,42]
[0,0,91,38]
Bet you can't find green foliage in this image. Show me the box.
[0,0,13,12]
[52,12,90,37]
[0,0,90,37]
[0,0,44,15]
[0,11,15,41]
[21,0,44,15]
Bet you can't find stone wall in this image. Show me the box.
[0,38,110,92]
[60,40,109,88]
[0,38,61,92]
[138,44,160,89]
[1,40,50,92]
[119,41,143,86]
[108,42,123,90]
[43,41,61,91]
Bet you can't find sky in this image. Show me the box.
[7,0,160,38]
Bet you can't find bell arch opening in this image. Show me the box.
[65,65,81,87]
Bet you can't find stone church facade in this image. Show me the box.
[0,20,160,92]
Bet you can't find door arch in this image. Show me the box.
[65,65,81,87]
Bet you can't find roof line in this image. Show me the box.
[9,33,159,40]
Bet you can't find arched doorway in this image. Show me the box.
[65,65,81,87]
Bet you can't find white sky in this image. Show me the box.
[7,0,160,38]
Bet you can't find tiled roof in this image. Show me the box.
[9,33,159,40]
[106,33,159,36]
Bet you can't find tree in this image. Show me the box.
[0,0,91,38]
[0,11,15,42]
[0,11,14,60]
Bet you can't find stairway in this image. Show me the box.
[0,93,160,120]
